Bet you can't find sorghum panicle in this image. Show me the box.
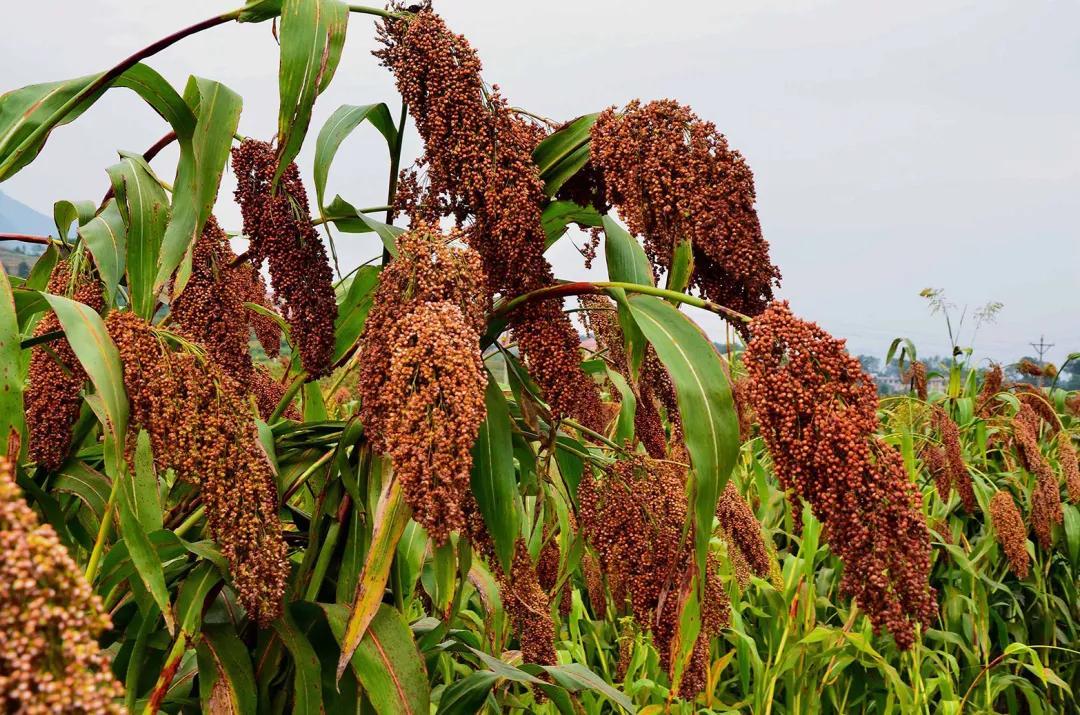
[743,301,936,649]
[715,481,773,583]
[976,364,1004,417]
[232,139,337,377]
[106,313,289,624]
[375,8,603,429]
[906,361,928,400]
[26,261,103,470]
[988,491,1030,579]
[932,407,978,512]
[171,216,254,385]
[465,499,557,666]
[0,456,123,712]
[590,99,780,322]
[578,455,729,693]
[1012,403,1063,548]
[357,227,488,543]
[382,302,486,543]
[1058,432,1080,504]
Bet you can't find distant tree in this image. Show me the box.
[16,260,29,277]
[858,355,881,374]
[1059,359,1080,391]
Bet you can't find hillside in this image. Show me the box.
[0,189,51,276]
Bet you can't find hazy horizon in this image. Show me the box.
[2,0,1077,366]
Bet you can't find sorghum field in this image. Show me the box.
[0,2,1077,713]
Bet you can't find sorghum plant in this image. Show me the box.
[0,2,1076,713]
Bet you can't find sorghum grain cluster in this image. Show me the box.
[375,8,603,429]
[743,301,936,649]
[232,139,337,378]
[988,491,1030,579]
[0,456,123,712]
[590,99,780,321]
[357,227,487,543]
[932,407,978,512]
[1012,404,1062,548]
[106,313,288,624]
[26,261,103,470]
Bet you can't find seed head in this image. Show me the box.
[988,491,1030,578]
[743,301,936,649]
[0,456,123,712]
[376,8,603,428]
[1058,432,1080,504]
[232,139,337,377]
[715,481,773,583]
[26,261,103,471]
[106,312,288,624]
[590,99,780,323]
[932,407,978,512]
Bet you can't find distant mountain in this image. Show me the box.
[0,190,52,277]
[0,189,53,237]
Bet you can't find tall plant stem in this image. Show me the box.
[0,233,61,247]
[84,476,120,582]
[495,280,752,324]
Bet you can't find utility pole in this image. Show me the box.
[1029,335,1055,388]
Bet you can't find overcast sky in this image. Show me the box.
[2,0,1077,366]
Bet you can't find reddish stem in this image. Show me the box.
[0,233,54,246]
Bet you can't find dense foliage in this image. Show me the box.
[0,2,1076,713]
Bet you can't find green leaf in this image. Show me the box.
[132,429,163,531]
[113,63,197,139]
[665,238,694,297]
[108,156,170,318]
[52,461,111,522]
[436,670,498,715]
[314,103,396,209]
[336,475,410,680]
[606,367,636,446]
[324,195,402,255]
[276,0,349,184]
[41,294,128,445]
[53,200,96,240]
[624,294,738,572]
[272,606,324,714]
[0,264,22,449]
[470,373,518,575]
[0,74,102,181]
[541,662,635,713]
[78,200,127,305]
[532,113,598,196]
[197,624,258,715]
[156,77,241,296]
[603,215,652,287]
[323,603,430,715]
[239,0,283,23]
[542,200,603,247]
[332,265,380,363]
[118,451,175,634]
[176,561,222,635]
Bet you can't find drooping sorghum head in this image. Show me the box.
[375,8,604,429]
[1011,403,1064,548]
[906,361,928,400]
[715,480,773,584]
[171,216,254,385]
[590,99,780,322]
[932,406,978,512]
[1059,432,1080,504]
[743,301,937,649]
[231,138,337,378]
[1017,358,1045,378]
[380,302,487,544]
[577,454,728,692]
[464,497,557,666]
[357,226,487,441]
[988,491,1030,579]
[106,312,289,624]
[0,456,123,712]
[976,363,1004,417]
[923,444,951,503]
[25,260,104,471]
